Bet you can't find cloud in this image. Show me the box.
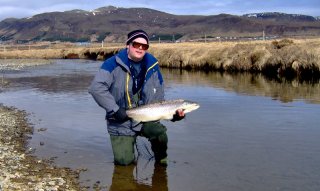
[0,0,107,21]
[0,6,34,20]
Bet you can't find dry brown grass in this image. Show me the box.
[150,38,320,79]
[151,38,320,69]
[1,38,320,78]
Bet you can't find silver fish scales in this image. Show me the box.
[126,99,200,122]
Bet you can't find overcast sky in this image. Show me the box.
[1,0,319,21]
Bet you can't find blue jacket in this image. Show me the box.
[89,48,165,135]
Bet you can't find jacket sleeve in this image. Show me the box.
[88,68,119,115]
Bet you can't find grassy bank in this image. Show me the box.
[1,38,320,80]
[150,38,320,81]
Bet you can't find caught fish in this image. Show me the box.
[126,99,200,122]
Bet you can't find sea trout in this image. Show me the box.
[126,99,200,122]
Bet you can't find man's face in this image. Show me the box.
[127,37,149,62]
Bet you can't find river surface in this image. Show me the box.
[1,59,320,191]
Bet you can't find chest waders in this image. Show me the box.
[110,91,141,166]
[110,76,168,166]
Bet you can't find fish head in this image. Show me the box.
[179,100,200,113]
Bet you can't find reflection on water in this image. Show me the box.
[2,60,319,104]
[1,60,320,190]
[110,160,168,191]
[8,74,94,93]
[163,69,320,104]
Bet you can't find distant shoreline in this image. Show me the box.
[1,38,319,81]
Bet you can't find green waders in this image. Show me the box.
[110,121,168,165]
[110,135,136,165]
[141,121,168,162]
[110,89,168,165]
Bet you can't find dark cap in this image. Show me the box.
[126,29,149,45]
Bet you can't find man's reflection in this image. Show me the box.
[109,159,168,191]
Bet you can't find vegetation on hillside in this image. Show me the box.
[1,6,320,43]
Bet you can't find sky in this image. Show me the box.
[0,0,319,21]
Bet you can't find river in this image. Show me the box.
[1,59,320,191]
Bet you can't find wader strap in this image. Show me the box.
[126,73,132,108]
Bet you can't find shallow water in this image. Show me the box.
[1,59,320,190]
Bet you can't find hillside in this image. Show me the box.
[0,6,319,43]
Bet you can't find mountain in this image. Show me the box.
[0,6,319,43]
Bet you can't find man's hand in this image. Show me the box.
[171,109,185,122]
[113,108,129,122]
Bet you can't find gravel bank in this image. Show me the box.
[0,105,81,191]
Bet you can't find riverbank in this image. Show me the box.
[1,39,320,79]
[0,105,81,190]
[150,38,320,81]
[0,58,82,190]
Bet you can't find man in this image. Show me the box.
[89,29,184,166]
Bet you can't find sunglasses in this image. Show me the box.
[131,41,149,50]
